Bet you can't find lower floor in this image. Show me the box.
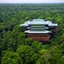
[26,33,51,41]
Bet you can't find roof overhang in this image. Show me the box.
[24,30,51,34]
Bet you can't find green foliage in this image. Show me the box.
[17,45,37,64]
[61,56,64,64]
[0,4,64,64]
[36,49,51,64]
[31,41,43,52]
[2,51,22,64]
[25,38,33,46]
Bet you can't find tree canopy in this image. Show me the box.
[0,3,64,64]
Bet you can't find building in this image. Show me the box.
[20,19,58,42]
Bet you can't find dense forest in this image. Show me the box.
[0,3,64,64]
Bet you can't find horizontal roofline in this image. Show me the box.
[24,30,51,34]
[20,19,58,27]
